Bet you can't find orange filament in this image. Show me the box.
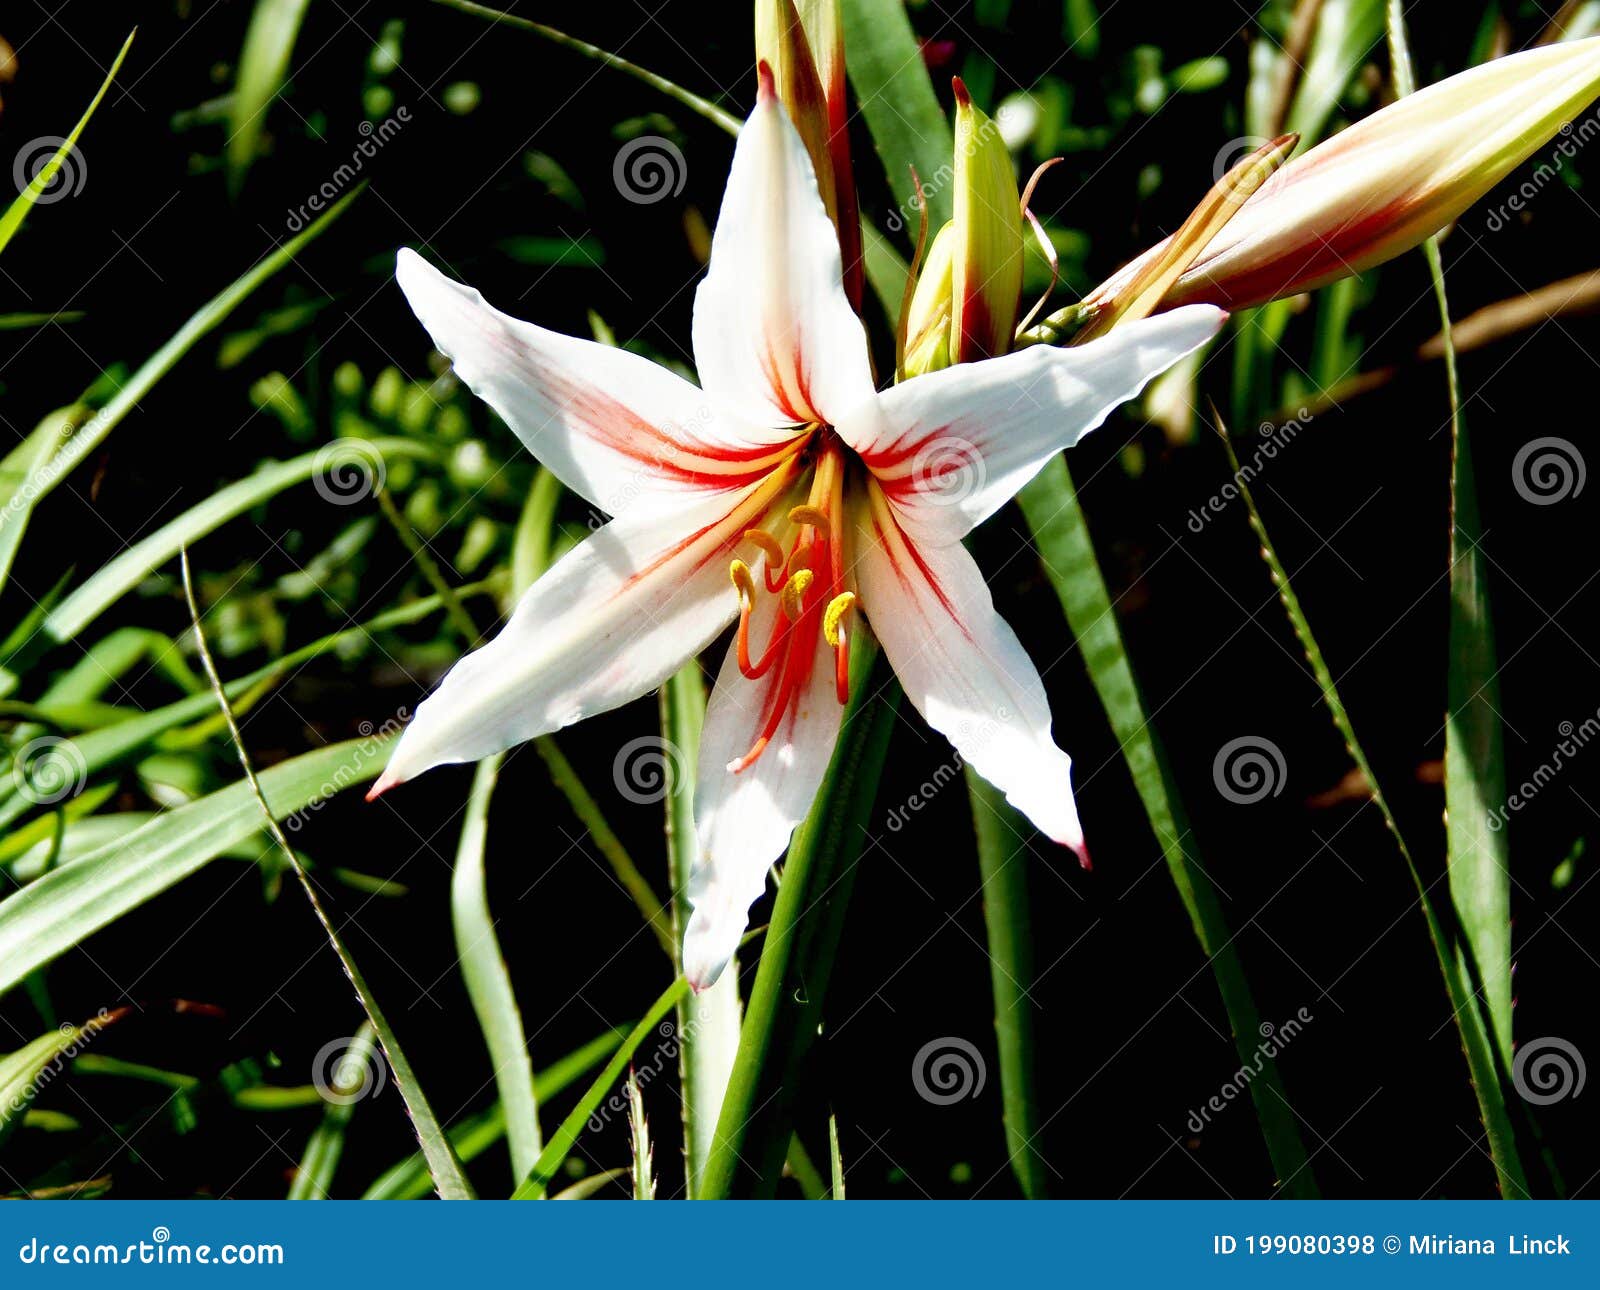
[730,438,859,771]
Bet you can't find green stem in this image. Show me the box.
[698,637,899,1199]
[966,772,1049,1198]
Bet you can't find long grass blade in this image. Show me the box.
[287,1022,377,1199]
[451,754,542,1182]
[227,0,311,194]
[0,31,135,256]
[1387,0,1522,1196]
[698,638,900,1199]
[1015,458,1317,1197]
[178,549,473,1198]
[965,773,1049,1198]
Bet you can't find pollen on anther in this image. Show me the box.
[779,569,814,619]
[729,559,756,604]
[788,503,830,530]
[823,592,856,648]
[743,528,785,569]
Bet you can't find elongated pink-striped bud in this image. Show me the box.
[1089,37,1600,314]
[756,0,862,308]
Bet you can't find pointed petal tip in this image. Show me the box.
[756,59,777,102]
[951,75,971,107]
[365,768,404,802]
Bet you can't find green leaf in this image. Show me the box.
[0,410,74,598]
[288,1022,377,1199]
[0,31,135,256]
[514,978,692,1198]
[0,186,361,586]
[841,0,955,233]
[24,439,430,653]
[0,1014,120,1147]
[227,0,312,193]
[0,736,392,999]
[627,1072,655,1199]
[1015,457,1317,1197]
[452,755,542,1182]
[662,659,740,1198]
[361,1027,626,1200]
[1387,1,1523,1197]
[965,772,1048,1197]
[698,637,900,1199]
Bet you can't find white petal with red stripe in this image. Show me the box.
[836,306,1224,545]
[397,248,795,518]
[690,68,875,431]
[855,483,1085,854]
[374,473,796,793]
[683,593,845,990]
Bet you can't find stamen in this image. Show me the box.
[822,592,856,648]
[788,503,830,530]
[729,559,756,604]
[743,527,785,569]
[780,569,814,620]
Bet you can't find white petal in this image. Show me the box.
[691,69,874,430]
[682,594,844,990]
[855,483,1086,854]
[835,306,1224,545]
[397,248,795,518]
[373,472,797,793]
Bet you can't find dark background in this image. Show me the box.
[1,0,1596,1198]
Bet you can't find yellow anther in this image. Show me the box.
[823,592,857,647]
[780,569,814,619]
[743,528,785,568]
[788,504,830,530]
[729,559,756,603]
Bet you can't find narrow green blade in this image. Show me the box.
[227,0,312,193]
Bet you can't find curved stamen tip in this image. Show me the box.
[788,503,830,530]
[823,591,857,648]
[743,527,785,569]
[729,558,756,603]
[779,569,814,619]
